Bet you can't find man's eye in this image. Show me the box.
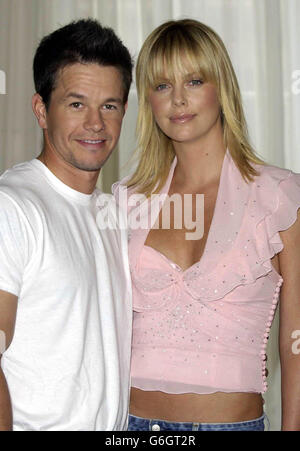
[70,102,82,108]
[103,104,117,110]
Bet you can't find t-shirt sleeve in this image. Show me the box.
[111,178,130,212]
[0,192,31,297]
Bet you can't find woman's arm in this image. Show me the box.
[278,210,300,431]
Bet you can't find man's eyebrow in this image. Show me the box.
[104,97,123,104]
[64,92,86,100]
[62,93,123,104]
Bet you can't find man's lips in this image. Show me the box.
[76,138,107,149]
[170,114,196,123]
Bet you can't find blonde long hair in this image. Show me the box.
[127,19,263,196]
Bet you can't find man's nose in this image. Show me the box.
[84,109,105,132]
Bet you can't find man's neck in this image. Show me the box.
[37,152,100,195]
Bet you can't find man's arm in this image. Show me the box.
[279,210,300,431]
[0,289,18,431]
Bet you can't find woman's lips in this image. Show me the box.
[169,114,196,124]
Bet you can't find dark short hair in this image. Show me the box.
[33,18,133,108]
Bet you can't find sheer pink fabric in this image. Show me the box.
[113,150,300,394]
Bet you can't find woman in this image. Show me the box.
[113,19,300,431]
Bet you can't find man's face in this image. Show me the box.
[36,63,127,172]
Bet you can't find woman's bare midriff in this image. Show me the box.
[130,388,264,423]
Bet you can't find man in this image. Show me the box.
[0,19,133,431]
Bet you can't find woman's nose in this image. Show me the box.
[172,86,187,107]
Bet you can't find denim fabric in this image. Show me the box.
[128,413,266,431]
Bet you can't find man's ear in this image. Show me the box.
[32,93,47,129]
[123,101,128,115]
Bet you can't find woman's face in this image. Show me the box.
[148,70,222,147]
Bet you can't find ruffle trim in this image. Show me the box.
[263,170,300,256]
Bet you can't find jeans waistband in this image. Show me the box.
[128,413,267,431]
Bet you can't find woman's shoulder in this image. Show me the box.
[249,161,300,247]
[253,160,299,181]
[250,161,300,200]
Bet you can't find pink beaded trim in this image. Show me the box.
[261,277,283,393]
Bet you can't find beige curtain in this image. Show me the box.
[1,0,300,430]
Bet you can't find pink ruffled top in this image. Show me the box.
[113,150,300,394]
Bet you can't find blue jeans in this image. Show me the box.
[128,413,266,431]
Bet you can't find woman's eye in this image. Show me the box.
[156,83,169,91]
[189,79,203,86]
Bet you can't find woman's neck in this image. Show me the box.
[172,140,226,191]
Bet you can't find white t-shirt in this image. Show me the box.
[0,159,132,431]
